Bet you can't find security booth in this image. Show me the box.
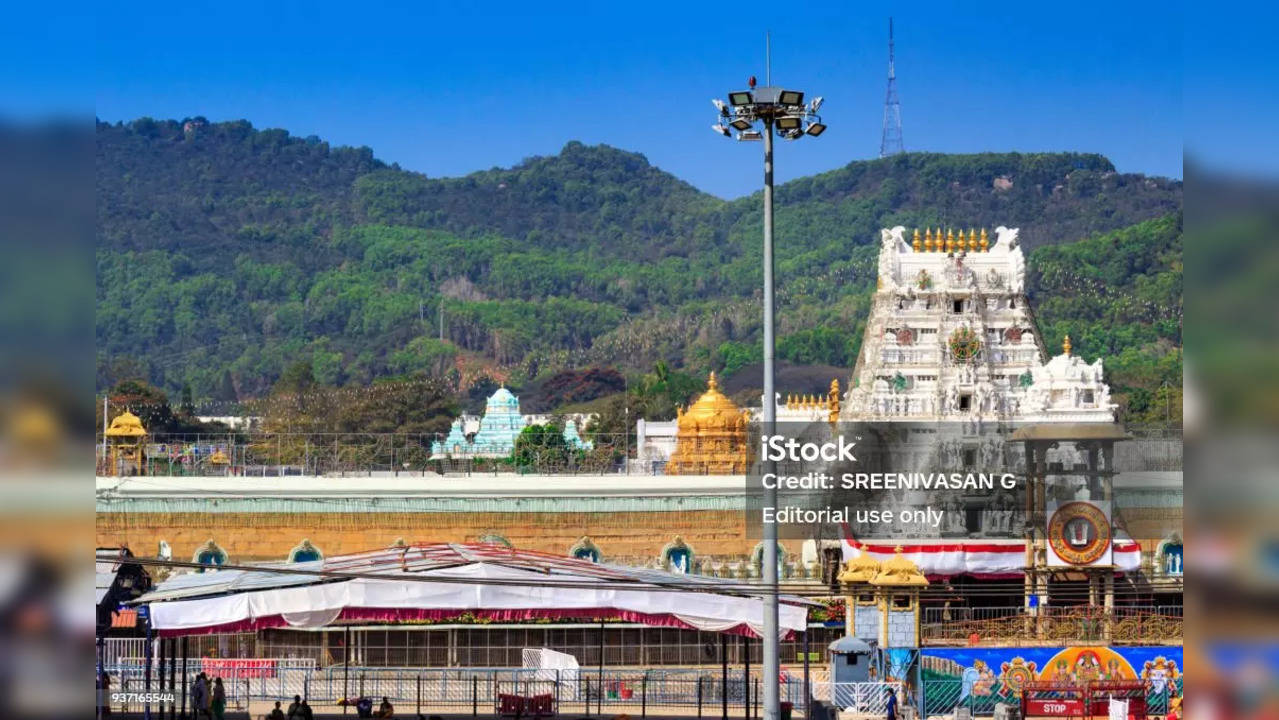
[828,636,873,683]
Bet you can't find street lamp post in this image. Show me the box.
[711,80,825,720]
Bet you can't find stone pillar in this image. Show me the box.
[1022,442,1036,638]
[1033,442,1050,639]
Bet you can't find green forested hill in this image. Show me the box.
[1028,213,1183,424]
[96,117,1182,415]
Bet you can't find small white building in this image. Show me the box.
[195,415,262,431]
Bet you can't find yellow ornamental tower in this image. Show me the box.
[666,372,752,475]
[104,410,148,476]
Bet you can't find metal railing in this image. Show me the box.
[811,681,901,715]
[920,678,1181,718]
[96,426,1185,478]
[101,664,820,718]
[921,606,1184,645]
[96,431,644,477]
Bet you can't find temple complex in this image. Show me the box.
[95,225,1180,707]
[843,226,1114,424]
[665,372,751,475]
[637,379,840,471]
[431,386,593,458]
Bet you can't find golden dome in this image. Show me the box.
[667,372,751,476]
[870,546,929,587]
[837,548,881,584]
[105,410,148,437]
[677,372,747,430]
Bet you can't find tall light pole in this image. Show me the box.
[711,79,825,720]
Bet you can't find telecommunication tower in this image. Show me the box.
[880,18,905,157]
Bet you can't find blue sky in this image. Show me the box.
[24,3,1191,198]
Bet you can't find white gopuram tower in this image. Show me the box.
[843,226,1115,424]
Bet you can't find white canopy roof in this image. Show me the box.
[136,543,810,639]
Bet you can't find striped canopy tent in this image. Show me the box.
[133,542,812,639]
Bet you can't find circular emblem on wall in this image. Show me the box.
[1048,501,1112,565]
[1004,326,1023,343]
[998,658,1038,697]
[896,327,914,345]
[949,326,982,363]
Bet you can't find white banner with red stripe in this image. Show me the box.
[840,537,1142,577]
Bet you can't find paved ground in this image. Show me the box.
[241,701,788,720]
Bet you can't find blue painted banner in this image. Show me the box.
[920,646,1182,713]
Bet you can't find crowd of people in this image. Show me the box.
[348,695,395,718]
[102,671,397,720]
[273,692,393,719]
[271,695,314,720]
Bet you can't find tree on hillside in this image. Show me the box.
[103,379,220,434]
[585,395,636,460]
[513,423,570,469]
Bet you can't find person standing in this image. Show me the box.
[211,677,226,720]
[192,673,209,720]
[885,688,898,720]
[99,672,113,718]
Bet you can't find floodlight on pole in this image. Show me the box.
[775,115,802,131]
[777,89,804,106]
[711,124,731,137]
[709,74,825,720]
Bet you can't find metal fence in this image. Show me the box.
[96,431,642,478]
[107,657,318,713]
[105,661,1185,718]
[102,663,829,718]
[921,605,1184,645]
[95,427,1186,477]
[920,678,1182,718]
[811,681,902,716]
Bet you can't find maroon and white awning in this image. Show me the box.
[136,543,811,639]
